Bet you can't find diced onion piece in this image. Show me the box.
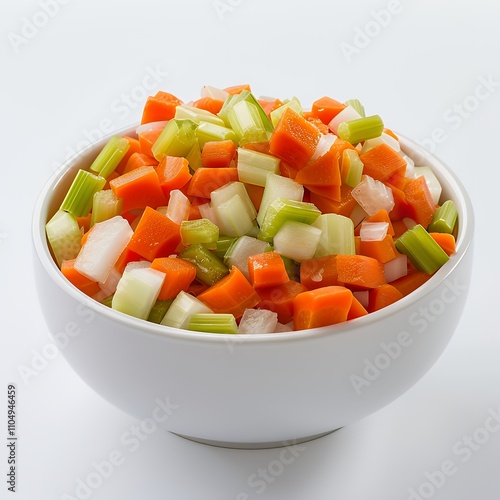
[328,105,362,134]
[135,121,168,135]
[413,166,442,205]
[360,132,401,154]
[351,175,395,216]
[310,133,337,161]
[123,260,151,273]
[201,85,229,102]
[312,213,355,256]
[353,290,370,308]
[273,221,322,262]
[238,309,278,334]
[166,189,191,225]
[161,291,213,329]
[360,222,389,242]
[274,321,294,333]
[402,154,415,178]
[98,266,122,296]
[224,236,270,279]
[384,254,408,283]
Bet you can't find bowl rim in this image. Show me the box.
[32,125,475,344]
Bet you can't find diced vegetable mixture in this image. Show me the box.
[46,84,459,334]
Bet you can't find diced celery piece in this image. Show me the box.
[344,149,364,188]
[273,221,322,262]
[344,99,365,118]
[59,169,106,217]
[151,119,198,161]
[75,216,133,283]
[258,197,321,243]
[257,173,304,226]
[236,148,281,186]
[89,135,130,179]
[185,139,203,171]
[147,299,173,324]
[270,98,303,127]
[166,189,191,225]
[413,166,442,205]
[188,313,238,334]
[227,100,268,145]
[180,243,229,285]
[223,235,269,279]
[214,235,237,259]
[329,105,362,134]
[195,121,238,149]
[161,291,213,329]
[101,294,114,308]
[175,105,226,126]
[337,115,384,145]
[245,220,260,238]
[312,213,355,257]
[112,267,165,320]
[428,200,458,234]
[360,133,401,154]
[211,181,257,220]
[351,175,394,215]
[395,224,449,274]
[281,255,300,281]
[45,209,82,266]
[180,218,219,249]
[238,309,278,334]
[90,189,123,227]
[214,194,255,237]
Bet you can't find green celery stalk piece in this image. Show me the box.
[344,149,364,188]
[45,209,82,266]
[101,294,114,307]
[244,92,274,133]
[188,313,238,334]
[180,243,229,285]
[59,169,106,217]
[180,218,219,249]
[90,189,123,227]
[89,135,130,179]
[147,299,173,324]
[185,139,203,171]
[195,121,238,149]
[175,105,226,126]
[428,200,458,234]
[395,224,449,274]
[312,213,355,257]
[236,148,281,187]
[151,119,198,161]
[258,197,321,243]
[344,99,366,118]
[227,100,268,145]
[214,236,237,259]
[270,98,303,127]
[337,115,384,145]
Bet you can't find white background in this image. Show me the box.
[1,0,500,499]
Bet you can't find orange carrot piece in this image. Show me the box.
[310,96,346,125]
[110,166,167,212]
[114,247,142,274]
[76,213,92,233]
[123,152,159,174]
[347,295,369,320]
[186,167,238,198]
[242,141,270,154]
[141,91,182,124]
[269,107,321,170]
[244,183,264,211]
[303,114,330,134]
[359,235,398,263]
[404,175,437,228]
[368,284,404,312]
[293,286,353,330]
[360,144,407,184]
[392,219,408,238]
[309,185,357,216]
[201,140,237,168]
[138,128,164,158]
[336,254,386,290]
[387,182,412,222]
[248,252,289,289]
[197,266,260,318]
[429,232,456,256]
[155,156,192,198]
[391,270,431,296]
[383,128,399,141]
[116,136,142,175]
[188,197,207,220]
[257,98,283,117]
[192,96,225,115]
[279,160,299,180]
[256,280,306,324]
[61,259,101,297]
[295,146,341,188]
[300,255,338,290]
[187,280,209,296]
[127,207,181,261]
[150,257,197,300]
[224,84,252,95]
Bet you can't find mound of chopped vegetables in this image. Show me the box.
[46,84,458,334]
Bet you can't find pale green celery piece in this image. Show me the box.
[428,200,458,234]
[214,236,237,259]
[273,221,322,263]
[185,139,203,171]
[337,115,384,145]
[281,255,300,281]
[89,135,130,179]
[151,119,198,161]
[214,194,255,237]
[101,294,114,308]
[160,291,212,329]
[227,100,268,145]
[312,213,355,257]
[188,313,238,334]
[59,169,106,217]
[270,98,303,127]
[236,148,280,187]
[344,149,364,188]
[345,99,366,118]
[223,235,269,279]
[180,243,229,285]
[175,105,226,126]
[147,299,173,324]
[395,224,449,274]
[180,218,219,249]
[90,189,123,227]
[258,197,321,243]
[45,209,82,266]
[244,93,274,133]
[218,93,239,126]
[195,121,238,149]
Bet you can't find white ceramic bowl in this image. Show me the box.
[32,127,474,448]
